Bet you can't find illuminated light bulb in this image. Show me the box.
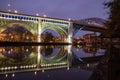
[34,65,36,67]
[87,64,90,67]
[43,14,47,17]
[67,67,69,70]
[12,73,15,77]
[42,69,44,72]
[8,9,11,12]
[36,13,39,16]
[14,10,18,13]
[8,67,10,70]
[6,74,8,77]
[11,67,14,69]
[34,71,37,75]
[68,18,71,21]
[1,67,4,70]
[26,49,29,52]
[15,66,17,69]
[20,66,22,68]
[26,65,28,68]
[5,67,7,70]
[8,51,11,54]
[11,49,13,51]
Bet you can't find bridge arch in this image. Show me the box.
[0,23,37,35]
[40,46,67,63]
[41,25,68,42]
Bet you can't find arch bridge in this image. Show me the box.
[0,11,107,43]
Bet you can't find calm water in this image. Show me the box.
[0,44,120,80]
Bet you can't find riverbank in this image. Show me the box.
[0,42,72,46]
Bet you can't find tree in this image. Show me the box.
[104,0,120,37]
[44,32,54,42]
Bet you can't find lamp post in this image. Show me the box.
[8,3,11,12]
[14,10,18,13]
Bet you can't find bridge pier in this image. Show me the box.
[68,22,73,44]
[37,19,42,42]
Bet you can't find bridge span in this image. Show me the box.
[0,11,107,43]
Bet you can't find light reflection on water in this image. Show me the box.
[0,45,106,80]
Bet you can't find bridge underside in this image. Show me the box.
[73,22,107,36]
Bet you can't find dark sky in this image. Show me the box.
[0,0,109,20]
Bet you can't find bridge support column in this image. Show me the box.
[37,19,42,42]
[67,45,72,69]
[68,22,73,44]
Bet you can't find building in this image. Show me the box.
[83,33,101,45]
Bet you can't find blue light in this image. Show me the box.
[9,15,11,18]
[15,16,17,19]
[21,17,23,19]
[29,18,31,20]
[18,16,21,19]
[2,14,4,17]
[12,16,14,18]
[26,17,28,20]
[23,17,26,20]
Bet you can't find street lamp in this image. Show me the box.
[36,13,39,16]
[68,18,71,21]
[14,10,18,13]
[8,3,11,12]
[43,14,47,17]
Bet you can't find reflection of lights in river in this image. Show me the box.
[42,69,44,72]
[87,64,90,67]
[6,74,8,77]
[26,49,29,52]
[8,51,11,54]
[12,73,15,77]
[67,67,69,70]
[34,71,37,75]
[11,49,13,51]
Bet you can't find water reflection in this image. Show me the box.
[0,44,114,80]
[72,45,105,58]
[0,45,106,74]
[40,46,69,69]
[0,46,36,60]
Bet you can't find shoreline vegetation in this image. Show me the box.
[0,41,72,46]
[0,41,120,46]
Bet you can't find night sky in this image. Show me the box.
[0,0,109,20]
[0,0,110,38]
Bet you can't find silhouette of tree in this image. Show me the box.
[44,47,53,56]
[44,32,54,42]
[104,0,120,37]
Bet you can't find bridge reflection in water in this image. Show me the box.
[0,45,107,79]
